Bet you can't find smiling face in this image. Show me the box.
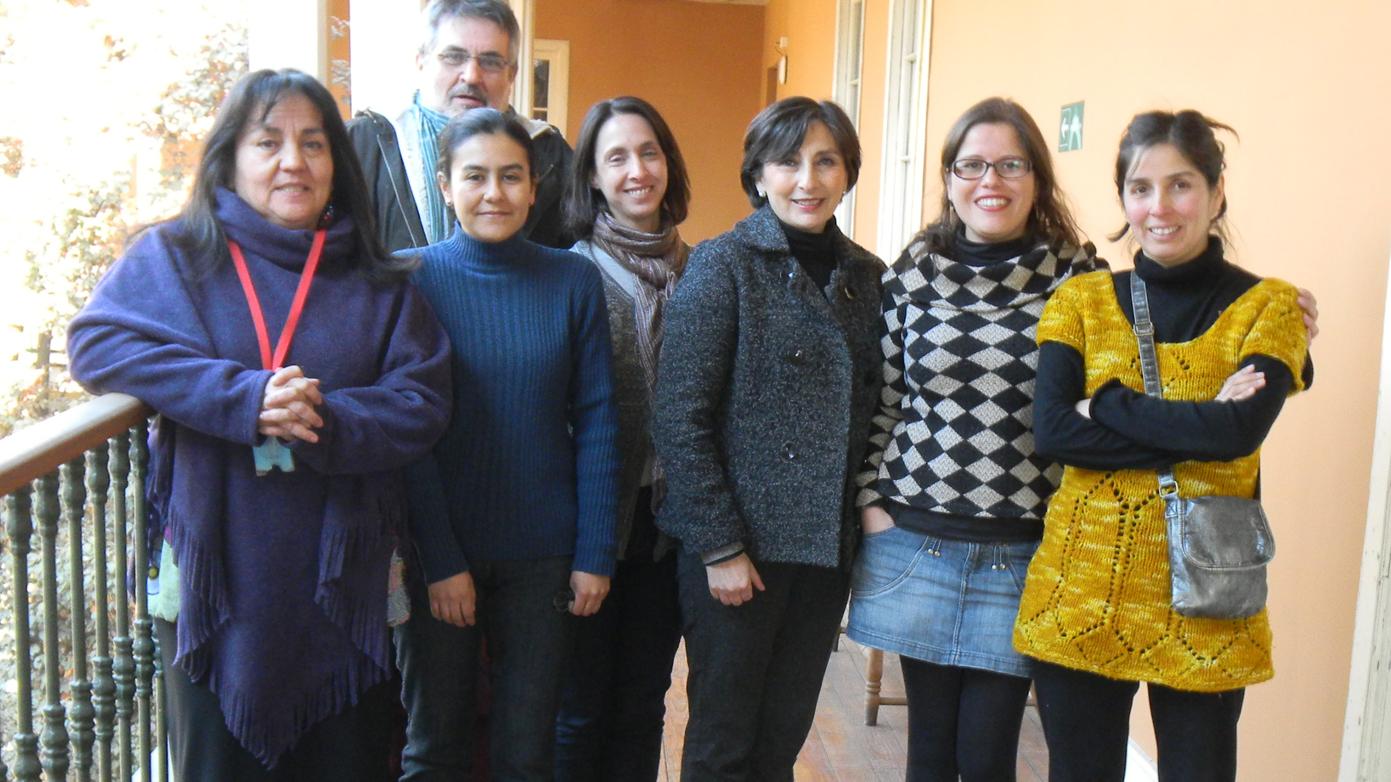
[947,122,1036,244]
[232,92,333,231]
[756,120,847,234]
[418,15,516,116]
[439,131,534,243]
[591,112,668,233]
[1122,142,1225,267]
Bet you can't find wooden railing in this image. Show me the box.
[0,393,167,782]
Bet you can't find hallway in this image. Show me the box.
[655,636,1049,780]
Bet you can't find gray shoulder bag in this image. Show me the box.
[1130,273,1274,619]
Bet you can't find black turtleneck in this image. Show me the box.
[1109,238,1259,342]
[1033,237,1302,471]
[780,218,837,290]
[952,230,1035,267]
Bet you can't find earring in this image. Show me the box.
[756,187,766,198]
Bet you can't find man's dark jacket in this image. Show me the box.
[347,108,574,251]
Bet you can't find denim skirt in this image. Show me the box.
[846,526,1039,678]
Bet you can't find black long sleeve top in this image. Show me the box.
[1033,238,1306,471]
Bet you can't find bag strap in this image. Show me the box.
[1129,273,1181,499]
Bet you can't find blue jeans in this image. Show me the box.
[394,555,574,782]
[554,550,682,781]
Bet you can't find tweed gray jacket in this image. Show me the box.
[652,206,885,570]
[572,238,679,561]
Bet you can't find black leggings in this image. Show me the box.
[1032,660,1245,782]
[900,657,1033,782]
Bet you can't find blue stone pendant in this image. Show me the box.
[252,436,295,476]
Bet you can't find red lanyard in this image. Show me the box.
[227,230,326,370]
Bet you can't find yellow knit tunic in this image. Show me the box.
[1013,270,1307,692]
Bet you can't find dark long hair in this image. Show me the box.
[1109,109,1236,243]
[171,69,404,282]
[564,96,691,241]
[916,97,1082,256]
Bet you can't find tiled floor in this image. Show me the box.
[656,637,1048,780]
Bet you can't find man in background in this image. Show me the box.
[348,0,572,251]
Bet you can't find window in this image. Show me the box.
[877,0,932,257]
[531,38,570,132]
[833,0,865,239]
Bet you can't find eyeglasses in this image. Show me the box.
[436,49,512,74]
[950,157,1033,180]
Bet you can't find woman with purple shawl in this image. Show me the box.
[67,69,452,781]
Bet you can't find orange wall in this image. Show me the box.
[762,0,837,103]
[923,1,1391,778]
[534,0,764,244]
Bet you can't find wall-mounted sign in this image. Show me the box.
[1059,101,1084,152]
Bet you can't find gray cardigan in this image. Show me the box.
[652,206,885,570]
[571,238,678,561]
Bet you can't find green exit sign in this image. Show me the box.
[1059,101,1084,152]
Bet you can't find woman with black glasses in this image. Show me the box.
[847,97,1098,782]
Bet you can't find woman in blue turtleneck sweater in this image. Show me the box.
[393,108,620,781]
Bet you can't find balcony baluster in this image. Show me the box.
[130,422,155,782]
[64,457,97,782]
[36,472,70,779]
[6,488,40,782]
[109,432,135,781]
[89,445,115,782]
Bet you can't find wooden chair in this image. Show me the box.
[863,647,907,725]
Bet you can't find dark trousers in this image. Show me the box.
[156,619,393,782]
[1032,660,1246,782]
[900,657,1032,782]
[394,555,574,782]
[676,552,849,782]
[554,549,682,782]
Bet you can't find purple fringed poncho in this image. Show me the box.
[67,190,452,766]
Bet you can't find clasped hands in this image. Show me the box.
[257,365,324,444]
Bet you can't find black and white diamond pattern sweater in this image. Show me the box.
[855,235,1100,538]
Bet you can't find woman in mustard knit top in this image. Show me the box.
[1014,110,1309,781]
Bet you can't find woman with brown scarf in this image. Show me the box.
[553,96,692,782]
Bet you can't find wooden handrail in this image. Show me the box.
[0,394,150,497]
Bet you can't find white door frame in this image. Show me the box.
[508,0,535,115]
[832,0,865,241]
[1339,247,1391,781]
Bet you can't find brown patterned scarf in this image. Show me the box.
[591,211,689,390]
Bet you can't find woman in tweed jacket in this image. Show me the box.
[652,97,883,780]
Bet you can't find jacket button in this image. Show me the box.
[787,269,797,281]
[787,348,806,364]
[781,443,797,461]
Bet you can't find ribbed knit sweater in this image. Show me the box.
[1014,245,1307,691]
[406,228,620,582]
